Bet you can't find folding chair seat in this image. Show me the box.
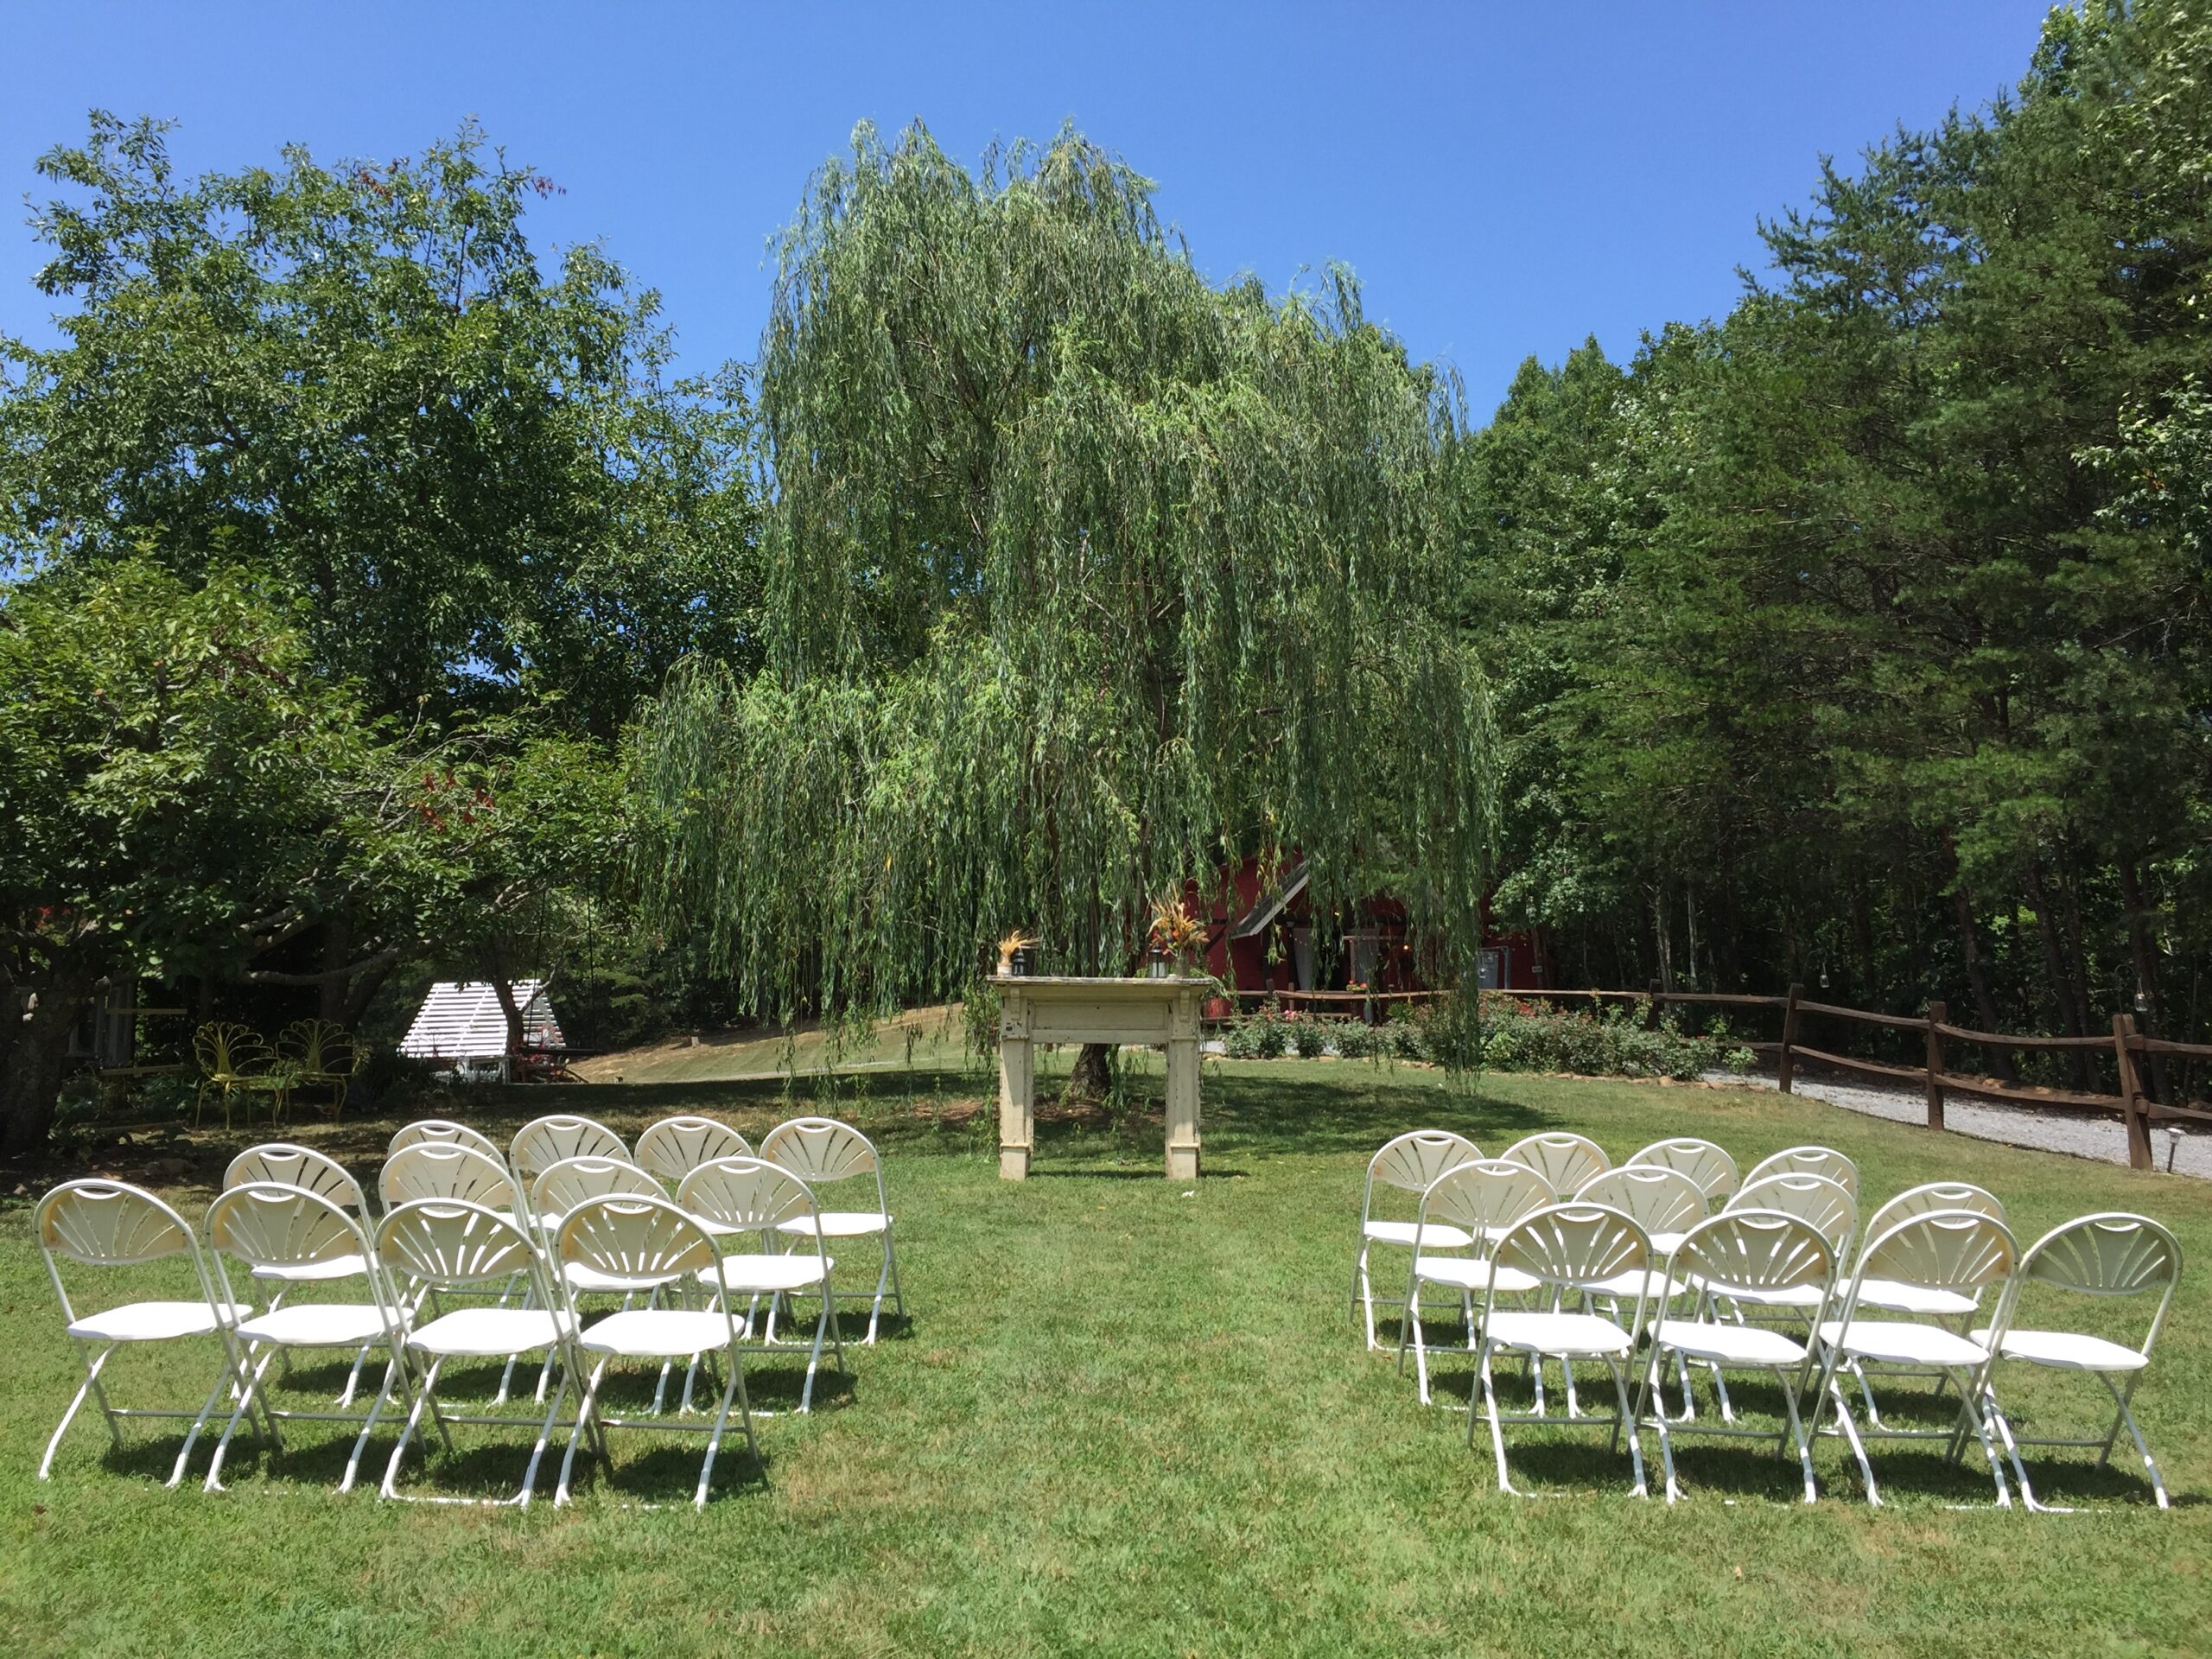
[390,1119,505,1163]
[1635,1211,1837,1503]
[1465,1203,1654,1497]
[1395,1160,1553,1403]
[1744,1145,1859,1198]
[1500,1132,1611,1199]
[637,1115,753,1193]
[201,1183,413,1493]
[374,1198,582,1506]
[679,1157,846,1412]
[1972,1211,2181,1510]
[1625,1137,1739,1204]
[553,1196,760,1509]
[1351,1130,1480,1350]
[760,1116,904,1342]
[1853,1184,2005,1316]
[35,1179,251,1487]
[1810,1209,2020,1507]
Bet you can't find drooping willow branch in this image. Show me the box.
[631,122,1498,1026]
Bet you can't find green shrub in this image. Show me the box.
[1478,998,1755,1083]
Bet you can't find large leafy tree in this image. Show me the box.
[0,560,378,1151]
[0,111,760,737]
[633,125,1497,1065]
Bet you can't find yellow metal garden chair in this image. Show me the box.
[276,1019,363,1120]
[191,1022,287,1128]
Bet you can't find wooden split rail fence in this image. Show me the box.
[1483,984,2212,1173]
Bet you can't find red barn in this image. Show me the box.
[1189,858,1535,1011]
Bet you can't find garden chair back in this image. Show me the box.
[1574,1166,1707,1253]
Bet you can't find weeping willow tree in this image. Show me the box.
[632,123,1496,1074]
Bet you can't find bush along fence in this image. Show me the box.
[1485,985,2212,1173]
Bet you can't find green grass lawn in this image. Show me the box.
[4,1058,2209,1657]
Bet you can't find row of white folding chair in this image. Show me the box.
[1438,1193,2182,1510]
[35,1165,840,1505]
[1354,1129,1862,1350]
[390,1115,905,1342]
[373,1142,846,1410]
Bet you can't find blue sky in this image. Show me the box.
[3,1,2053,417]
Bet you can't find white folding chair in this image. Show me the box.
[525,1156,679,1408]
[389,1119,504,1163]
[380,1142,521,1218]
[1718,1174,1857,1323]
[373,1198,581,1507]
[1466,1203,1653,1497]
[760,1116,904,1343]
[1635,1211,1837,1503]
[35,1179,250,1487]
[1856,1183,2005,1313]
[225,1144,377,1405]
[1394,1160,1551,1403]
[531,1155,664,1239]
[1809,1209,2020,1507]
[201,1183,412,1493]
[1974,1212,2182,1511]
[1500,1131,1611,1198]
[553,1195,759,1509]
[679,1157,846,1412]
[1625,1137,1739,1203]
[1351,1130,1480,1350]
[511,1116,631,1206]
[637,1115,753,1192]
[1744,1145,1859,1198]
[1575,1166,1707,1258]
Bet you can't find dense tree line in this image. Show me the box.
[5,1,2209,1148]
[1456,2,2212,1064]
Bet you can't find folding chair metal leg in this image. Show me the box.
[1606,1357,1648,1497]
[339,1357,405,1494]
[1644,1355,1681,1503]
[556,1356,613,1506]
[1470,1342,1522,1496]
[41,1344,115,1479]
[1777,1370,1817,1504]
[1824,1376,1881,1507]
[1951,1367,2012,1508]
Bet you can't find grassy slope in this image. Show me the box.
[3,1059,2207,1658]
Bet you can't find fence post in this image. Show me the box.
[1923,1001,1947,1131]
[1777,982,1803,1095]
[2114,1013,2153,1171]
[1646,980,1665,1032]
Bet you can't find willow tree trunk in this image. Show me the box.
[1066,1042,1114,1104]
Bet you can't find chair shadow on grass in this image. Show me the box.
[1379,1321,2154,1507]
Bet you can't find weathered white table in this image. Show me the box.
[990,975,1209,1180]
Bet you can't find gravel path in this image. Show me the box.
[1707,1069,2211,1181]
